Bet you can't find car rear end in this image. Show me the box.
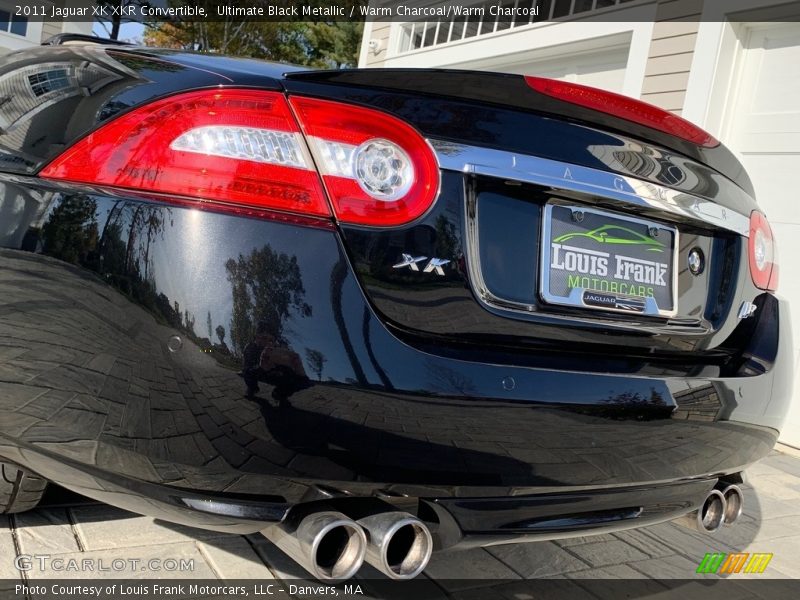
[0,45,792,578]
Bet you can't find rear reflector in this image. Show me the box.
[749,211,779,292]
[40,89,440,228]
[524,76,719,148]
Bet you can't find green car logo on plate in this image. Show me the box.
[553,225,665,253]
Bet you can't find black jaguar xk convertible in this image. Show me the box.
[0,36,791,580]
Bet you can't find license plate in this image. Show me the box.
[540,204,677,317]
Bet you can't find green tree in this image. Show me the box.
[143,9,363,67]
[304,21,364,68]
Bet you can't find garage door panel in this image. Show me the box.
[730,23,800,153]
[724,22,800,446]
[740,154,800,224]
[575,57,626,90]
[785,352,800,448]
[749,31,800,113]
[462,46,628,93]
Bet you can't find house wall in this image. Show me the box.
[0,0,45,54]
[641,0,703,114]
[358,0,707,114]
[41,20,63,42]
[362,20,392,67]
[0,1,93,55]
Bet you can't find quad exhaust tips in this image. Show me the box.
[677,483,745,534]
[261,511,367,581]
[261,508,433,581]
[358,512,433,580]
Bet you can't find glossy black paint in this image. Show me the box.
[0,46,792,547]
[341,171,749,356]
[0,46,760,356]
[435,478,715,536]
[0,177,790,537]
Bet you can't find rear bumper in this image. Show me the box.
[0,180,792,544]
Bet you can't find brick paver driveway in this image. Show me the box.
[3,448,799,593]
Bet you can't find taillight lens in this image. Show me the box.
[749,211,779,291]
[40,90,439,228]
[524,76,719,148]
[289,96,439,227]
[40,90,331,217]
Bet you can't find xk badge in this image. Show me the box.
[393,254,451,276]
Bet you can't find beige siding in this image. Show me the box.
[653,0,705,21]
[41,21,62,43]
[648,33,697,58]
[639,91,687,112]
[646,52,694,75]
[641,0,704,115]
[359,0,452,67]
[40,0,69,42]
[363,23,392,67]
[359,0,408,67]
[642,71,693,94]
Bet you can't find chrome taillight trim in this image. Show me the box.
[429,139,751,238]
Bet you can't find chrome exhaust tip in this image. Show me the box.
[720,484,744,525]
[358,512,433,580]
[678,489,727,534]
[698,490,727,532]
[262,511,367,581]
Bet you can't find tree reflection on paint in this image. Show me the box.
[225,245,311,357]
[41,196,99,265]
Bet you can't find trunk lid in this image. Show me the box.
[283,70,757,360]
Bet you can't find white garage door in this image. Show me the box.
[489,46,628,92]
[723,22,800,447]
[454,43,629,93]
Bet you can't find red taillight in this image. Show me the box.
[749,211,779,292]
[524,76,719,148]
[289,96,439,227]
[40,90,440,228]
[40,90,331,217]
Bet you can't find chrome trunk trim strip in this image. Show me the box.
[430,139,750,238]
